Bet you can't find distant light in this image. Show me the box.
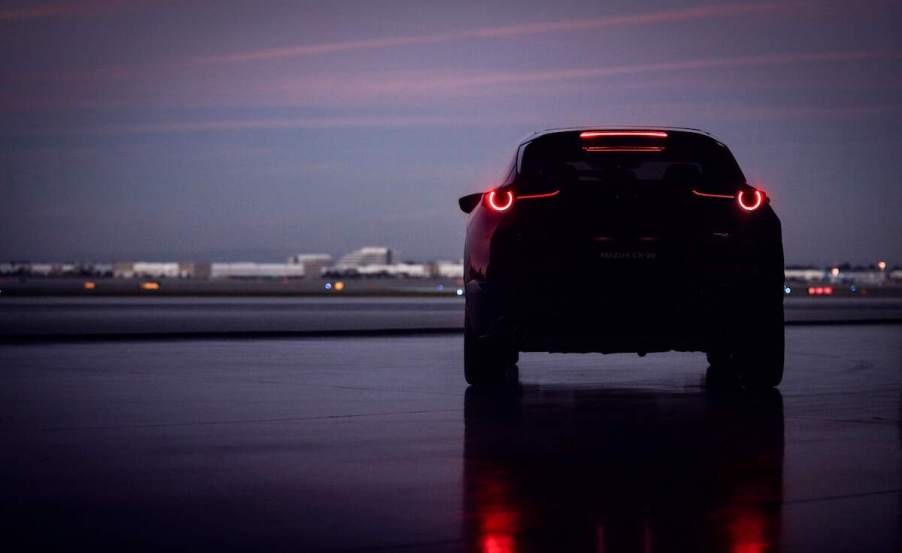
[784,286,791,294]
[824,286,833,295]
[334,281,345,291]
[456,288,464,296]
[831,267,840,277]
[850,285,858,293]
[83,281,96,290]
[436,284,444,291]
[140,281,160,291]
[324,282,332,290]
[878,260,887,271]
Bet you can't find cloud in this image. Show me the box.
[0,0,161,23]
[415,50,902,88]
[8,48,899,115]
[0,2,75,21]
[25,114,510,135]
[251,50,902,105]
[194,2,803,64]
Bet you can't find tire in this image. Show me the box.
[734,309,784,389]
[464,317,518,386]
[707,297,784,389]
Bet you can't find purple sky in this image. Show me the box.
[2,0,901,265]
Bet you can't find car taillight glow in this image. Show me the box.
[582,146,665,153]
[518,190,560,200]
[691,189,735,199]
[737,189,764,211]
[579,131,668,139]
[486,190,514,212]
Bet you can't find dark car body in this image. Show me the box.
[459,127,784,386]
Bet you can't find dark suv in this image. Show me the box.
[458,128,784,387]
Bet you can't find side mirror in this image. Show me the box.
[458,193,482,214]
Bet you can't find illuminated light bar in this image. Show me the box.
[582,146,665,153]
[485,189,514,212]
[737,189,764,211]
[517,190,560,200]
[580,131,668,139]
[692,189,735,199]
[483,188,559,212]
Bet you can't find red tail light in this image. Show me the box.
[737,188,765,212]
[485,189,514,212]
[518,190,560,200]
[579,131,668,139]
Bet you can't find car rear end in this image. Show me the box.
[466,129,783,356]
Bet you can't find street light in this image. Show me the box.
[878,260,887,271]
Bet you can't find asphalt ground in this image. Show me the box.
[1,297,901,341]
[1,324,900,552]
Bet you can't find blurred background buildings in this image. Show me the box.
[1,248,898,297]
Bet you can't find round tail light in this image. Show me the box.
[485,189,514,212]
[737,188,765,212]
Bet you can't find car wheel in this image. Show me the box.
[464,317,517,386]
[707,298,784,389]
[733,310,784,389]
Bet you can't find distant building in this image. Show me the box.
[113,262,209,279]
[87,263,113,277]
[287,254,333,278]
[829,269,887,285]
[784,268,826,282]
[210,263,305,279]
[337,247,392,267]
[135,262,181,278]
[114,262,181,278]
[29,263,57,276]
[428,260,464,279]
[783,264,895,285]
[179,262,212,279]
[112,262,133,278]
[325,262,428,278]
[1,262,111,277]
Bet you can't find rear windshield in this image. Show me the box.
[515,132,745,195]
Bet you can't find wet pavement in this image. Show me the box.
[2,297,901,339]
[1,325,900,552]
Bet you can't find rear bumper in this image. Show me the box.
[467,274,782,354]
